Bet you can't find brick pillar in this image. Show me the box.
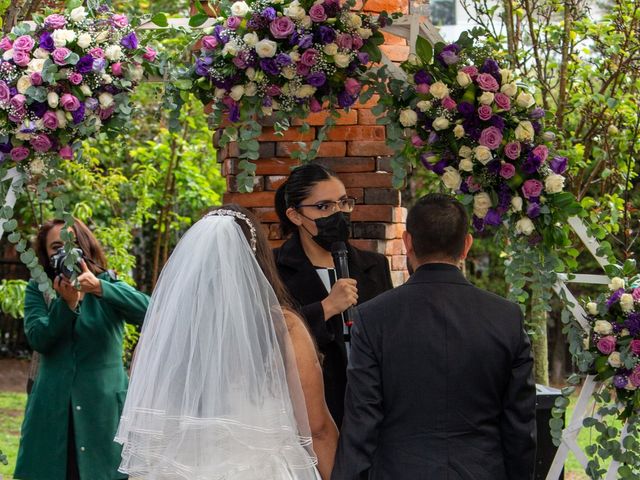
[216,0,411,286]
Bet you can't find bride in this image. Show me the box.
[115,205,338,479]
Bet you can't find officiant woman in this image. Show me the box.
[274,164,393,427]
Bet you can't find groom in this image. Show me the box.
[332,194,536,480]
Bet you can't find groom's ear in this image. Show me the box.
[402,230,414,257]
[460,233,474,260]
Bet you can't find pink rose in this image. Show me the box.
[344,78,361,96]
[13,35,35,52]
[0,37,12,51]
[309,4,328,22]
[442,96,457,110]
[631,366,640,388]
[60,93,81,112]
[59,145,74,160]
[352,35,364,50]
[10,94,26,109]
[476,73,499,92]
[52,47,71,65]
[269,17,295,39]
[461,65,478,77]
[411,135,425,147]
[300,48,318,67]
[632,288,640,302]
[89,47,104,58]
[597,336,616,355]
[500,163,516,179]
[10,146,30,162]
[42,111,58,129]
[0,81,10,104]
[416,83,430,94]
[12,51,30,67]
[478,104,493,121]
[68,72,83,85]
[494,92,511,110]
[30,72,43,86]
[30,134,52,152]
[44,14,66,29]
[143,46,157,62]
[266,85,281,97]
[504,141,521,160]
[630,339,640,356]
[111,14,129,28]
[336,34,353,50]
[522,179,544,199]
[479,126,503,150]
[296,63,311,76]
[309,97,322,113]
[226,16,241,29]
[201,36,218,50]
[532,145,549,163]
[466,176,482,193]
[111,62,123,76]
[99,106,114,120]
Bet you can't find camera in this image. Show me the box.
[50,247,84,278]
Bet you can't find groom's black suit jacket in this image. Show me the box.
[332,263,536,480]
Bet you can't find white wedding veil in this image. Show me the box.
[115,211,318,479]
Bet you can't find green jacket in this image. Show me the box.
[14,273,149,480]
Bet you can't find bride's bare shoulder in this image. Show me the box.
[282,307,305,333]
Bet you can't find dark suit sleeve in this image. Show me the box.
[332,308,383,480]
[500,308,536,479]
[301,301,335,347]
[379,254,393,290]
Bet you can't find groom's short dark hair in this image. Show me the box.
[406,193,469,260]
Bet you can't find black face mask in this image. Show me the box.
[306,211,351,251]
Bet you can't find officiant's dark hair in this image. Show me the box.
[407,194,469,261]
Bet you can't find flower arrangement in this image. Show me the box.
[189,0,387,190]
[584,272,640,419]
[0,5,156,172]
[376,31,578,241]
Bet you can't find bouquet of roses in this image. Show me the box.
[584,271,640,419]
[378,31,578,241]
[0,5,156,172]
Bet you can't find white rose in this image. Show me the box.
[70,6,88,23]
[27,58,46,74]
[104,45,123,61]
[230,85,245,101]
[231,1,250,17]
[583,336,590,349]
[281,66,296,79]
[459,146,473,158]
[620,293,634,313]
[77,33,92,49]
[289,51,301,62]
[323,43,338,56]
[608,277,625,291]
[478,91,495,105]
[625,381,637,391]
[2,49,13,61]
[29,158,45,175]
[56,109,67,128]
[334,53,351,68]
[243,33,259,46]
[456,71,471,87]
[98,92,114,108]
[95,30,110,43]
[442,167,462,190]
[511,196,523,212]
[15,132,31,141]
[500,68,514,83]
[52,30,69,47]
[214,88,226,99]
[63,29,76,43]
[101,73,113,84]
[16,75,32,94]
[245,68,256,80]
[515,121,535,141]
[586,302,598,315]
[544,174,565,194]
[47,91,59,108]
[296,85,317,98]
[459,158,473,172]
[515,217,535,235]
[406,53,421,66]
[474,145,492,165]
[80,84,92,96]
[453,124,465,139]
[399,109,418,127]
[33,48,50,59]
[594,320,614,335]
[621,328,630,337]
[255,39,277,58]
[346,13,362,29]
[429,81,449,99]
[300,16,312,28]
[542,131,556,142]
[284,1,306,20]
[222,40,240,56]
[500,82,517,97]
[416,100,431,112]
[432,117,450,131]
[473,192,492,219]
[357,28,373,39]
[516,92,535,108]
[608,352,622,368]
[262,105,273,116]
[244,82,258,96]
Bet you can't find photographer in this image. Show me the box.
[14,218,149,480]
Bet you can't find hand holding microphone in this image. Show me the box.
[329,242,358,326]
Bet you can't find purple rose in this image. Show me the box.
[344,78,361,96]
[13,51,30,67]
[85,98,99,110]
[30,102,47,118]
[92,58,106,72]
[438,49,459,65]
[60,93,81,112]
[68,72,83,85]
[75,55,94,74]
[596,336,616,355]
[300,48,318,67]
[522,179,543,199]
[309,97,322,113]
[613,375,628,389]
[358,52,369,64]
[259,59,280,76]
[527,202,541,218]
[630,339,640,355]
[201,36,218,50]
[30,72,43,85]
[530,107,545,120]
[42,111,58,129]
[71,103,85,124]
[309,4,328,22]
[39,32,54,51]
[485,209,502,226]
[307,72,327,87]
[0,81,10,104]
[522,153,543,175]
[480,58,500,74]
[472,215,485,232]
[232,53,249,69]
[10,146,30,162]
[13,35,35,52]
[121,32,138,50]
[226,16,241,29]
[297,34,313,49]
[296,63,311,76]
[625,313,640,335]
[52,47,71,65]
[30,134,52,152]
[550,156,568,174]
[500,162,515,179]
[270,17,295,39]
[494,92,511,110]
[338,91,356,108]
[99,106,114,120]
[491,115,505,131]
[479,126,503,150]
[504,141,521,160]
[262,7,277,21]
[414,70,433,85]
[607,289,624,308]
[316,26,336,44]
[353,35,364,50]
[44,14,66,29]
[478,104,493,121]
[336,33,353,50]
[275,53,292,66]
[457,101,474,117]
[532,145,549,162]
[476,73,499,92]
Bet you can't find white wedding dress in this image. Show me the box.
[115,214,321,479]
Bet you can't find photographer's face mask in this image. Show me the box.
[300,211,351,252]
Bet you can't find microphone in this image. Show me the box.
[331,241,354,327]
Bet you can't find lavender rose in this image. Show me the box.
[477,104,493,121]
[441,97,456,110]
[300,48,318,67]
[89,47,105,58]
[30,134,52,152]
[522,179,543,199]
[309,4,328,22]
[52,47,71,65]
[0,81,11,104]
[479,126,503,150]
[226,16,242,29]
[596,336,616,355]
[344,78,361,96]
[504,141,521,160]
[529,107,545,120]
[630,366,640,388]
[68,72,83,85]
[30,72,43,86]
[309,97,322,113]
[201,36,218,50]
[42,111,58,129]
[494,92,511,110]
[0,37,12,51]
[10,146,30,162]
[13,35,35,52]
[352,35,364,50]
[307,72,327,87]
[476,73,499,92]
[336,34,353,50]
[550,156,568,174]
[532,145,549,162]
[13,51,31,67]
[500,163,516,179]
[262,7,277,21]
[526,202,541,218]
[630,339,640,355]
[112,14,129,28]
[60,93,81,112]
[270,17,295,39]
[44,14,67,29]
[59,145,74,160]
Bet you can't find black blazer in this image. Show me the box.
[274,232,393,427]
[332,263,536,480]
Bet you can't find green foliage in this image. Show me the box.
[0,279,27,320]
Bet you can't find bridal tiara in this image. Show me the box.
[206,209,258,253]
